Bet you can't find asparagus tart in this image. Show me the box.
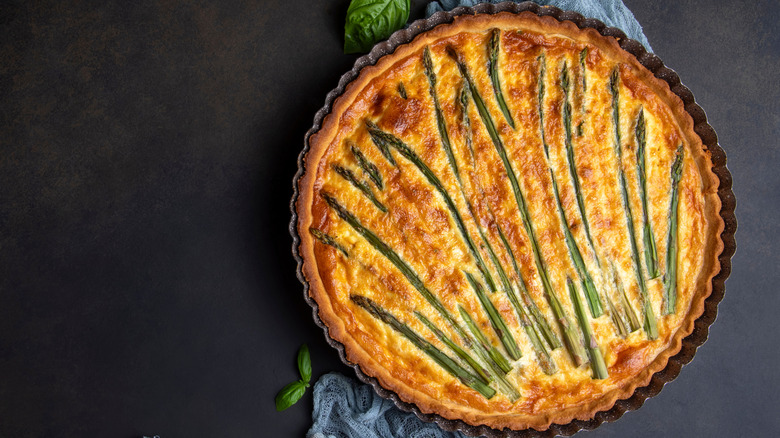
[296,11,724,432]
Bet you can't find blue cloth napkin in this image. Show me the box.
[308,2,650,437]
[427,0,651,51]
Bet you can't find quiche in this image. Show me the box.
[296,11,723,432]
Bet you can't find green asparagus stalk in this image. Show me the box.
[447,45,586,367]
[350,143,383,190]
[416,311,491,384]
[635,109,660,278]
[537,54,550,158]
[364,121,498,294]
[609,68,658,340]
[308,227,349,257]
[609,260,641,332]
[332,164,387,213]
[468,223,534,363]
[457,80,476,162]
[549,170,603,317]
[465,272,521,360]
[351,295,496,399]
[604,293,629,338]
[488,29,515,129]
[567,278,608,379]
[664,146,684,314]
[610,69,623,148]
[397,82,407,99]
[423,46,459,180]
[620,173,658,339]
[578,49,588,128]
[321,192,511,374]
[560,61,598,255]
[458,306,512,374]
[366,124,397,166]
[459,306,521,401]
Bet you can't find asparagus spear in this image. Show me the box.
[635,109,660,278]
[458,306,511,375]
[488,29,515,129]
[610,69,623,147]
[560,61,598,255]
[500,275,557,374]
[609,68,658,340]
[350,143,383,190]
[322,192,456,328]
[664,146,684,314]
[332,164,387,213]
[459,306,521,401]
[549,170,603,317]
[447,46,586,367]
[397,82,407,99]
[609,261,641,333]
[366,124,397,166]
[423,46,459,180]
[567,279,608,379]
[604,293,629,339]
[508,292,556,374]
[537,54,550,158]
[351,295,496,399]
[457,80,476,162]
[308,227,349,257]
[416,311,491,384]
[621,173,658,339]
[578,48,588,123]
[321,192,511,374]
[579,48,588,93]
[465,272,522,360]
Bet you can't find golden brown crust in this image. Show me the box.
[297,11,723,431]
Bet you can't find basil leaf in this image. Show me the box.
[297,344,311,382]
[274,380,308,411]
[344,0,410,54]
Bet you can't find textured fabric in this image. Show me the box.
[308,373,465,438]
[308,2,650,437]
[426,0,652,51]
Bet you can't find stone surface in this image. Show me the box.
[0,0,775,436]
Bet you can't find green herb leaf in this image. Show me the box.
[297,344,311,382]
[274,380,308,411]
[344,0,410,54]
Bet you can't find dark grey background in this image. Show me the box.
[0,0,775,436]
